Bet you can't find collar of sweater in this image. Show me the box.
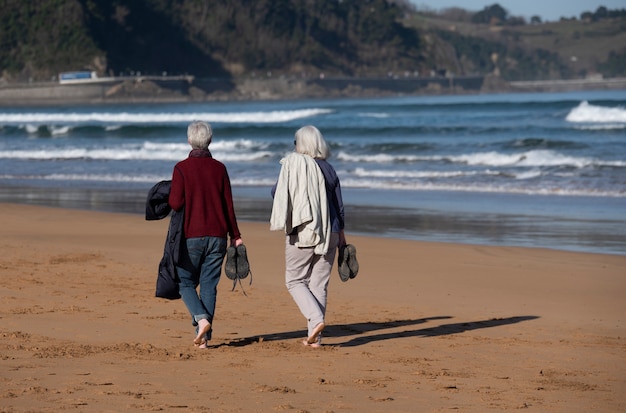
[189,149,212,158]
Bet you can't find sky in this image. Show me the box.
[410,1,625,22]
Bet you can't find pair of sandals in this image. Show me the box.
[338,244,359,282]
[225,244,252,294]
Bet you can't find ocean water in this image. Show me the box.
[1,89,625,255]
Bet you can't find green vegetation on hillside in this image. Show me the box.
[408,3,626,80]
[0,0,102,80]
[0,0,624,83]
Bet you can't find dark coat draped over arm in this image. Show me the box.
[145,180,184,300]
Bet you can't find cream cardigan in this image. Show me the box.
[270,152,331,255]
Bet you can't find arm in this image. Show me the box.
[222,170,243,246]
[168,166,185,211]
[336,186,346,248]
[335,178,345,231]
[334,174,346,247]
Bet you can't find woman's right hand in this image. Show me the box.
[338,230,346,248]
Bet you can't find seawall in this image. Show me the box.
[0,75,624,106]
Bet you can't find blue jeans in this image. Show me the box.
[176,236,227,337]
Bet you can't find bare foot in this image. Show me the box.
[194,319,211,346]
[302,339,321,348]
[306,322,325,345]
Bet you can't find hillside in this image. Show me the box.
[0,0,624,86]
[1,0,423,81]
[407,10,626,80]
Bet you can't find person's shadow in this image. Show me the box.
[208,315,539,348]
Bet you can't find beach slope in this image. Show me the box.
[1,203,624,412]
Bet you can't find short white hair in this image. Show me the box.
[187,121,212,149]
[294,125,330,159]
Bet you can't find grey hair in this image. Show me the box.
[187,121,213,149]
[294,125,330,159]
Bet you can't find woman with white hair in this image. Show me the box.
[169,120,243,349]
[270,125,347,348]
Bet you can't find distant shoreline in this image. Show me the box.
[1,75,625,106]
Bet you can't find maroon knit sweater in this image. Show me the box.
[168,149,241,240]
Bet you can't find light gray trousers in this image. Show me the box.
[285,232,339,338]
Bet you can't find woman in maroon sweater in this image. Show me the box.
[169,121,243,348]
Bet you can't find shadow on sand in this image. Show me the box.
[209,315,539,348]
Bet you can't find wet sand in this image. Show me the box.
[1,203,625,412]
[2,184,625,256]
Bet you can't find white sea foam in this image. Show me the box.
[353,167,546,181]
[45,173,166,183]
[141,142,189,151]
[339,149,624,168]
[514,169,543,180]
[450,151,527,166]
[0,140,273,162]
[50,126,70,136]
[449,150,625,168]
[0,108,332,125]
[336,151,424,163]
[359,112,390,118]
[141,139,266,152]
[573,124,626,130]
[339,178,625,197]
[218,151,273,161]
[25,124,39,134]
[22,124,73,136]
[231,177,277,186]
[209,139,269,150]
[6,172,276,187]
[566,101,626,123]
[352,167,499,179]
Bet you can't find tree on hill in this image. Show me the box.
[471,3,508,25]
[580,6,626,21]
[599,49,626,77]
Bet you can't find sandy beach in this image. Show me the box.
[1,202,625,412]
